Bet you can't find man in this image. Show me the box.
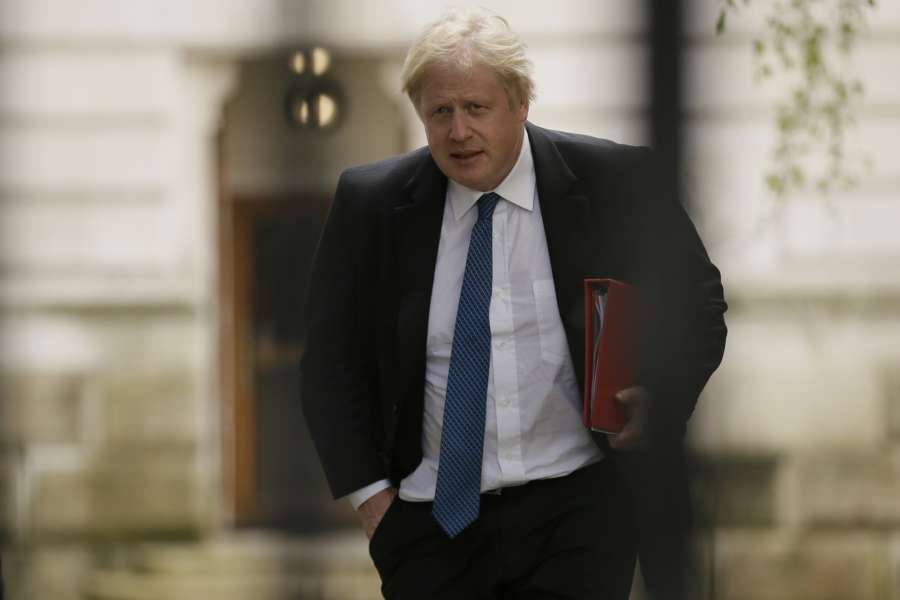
[302,8,727,600]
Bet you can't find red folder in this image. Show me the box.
[582,279,640,434]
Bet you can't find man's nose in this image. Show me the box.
[449,112,471,141]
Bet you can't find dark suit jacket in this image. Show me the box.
[302,122,727,596]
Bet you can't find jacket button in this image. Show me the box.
[392,402,399,414]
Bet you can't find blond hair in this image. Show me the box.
[401,8,535,110]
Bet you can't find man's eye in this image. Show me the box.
[434,106,450,115]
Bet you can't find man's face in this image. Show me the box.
[417,63,528,192]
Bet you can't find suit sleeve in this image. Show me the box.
[611,150,727,598]
[301,171,387,499]
[631,150,728,440]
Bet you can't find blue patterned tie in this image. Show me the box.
[432,192,500,539]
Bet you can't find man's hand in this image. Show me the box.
[607,385,651,451]
[357,486,398,539]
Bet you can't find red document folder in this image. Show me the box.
[582,279,640,434]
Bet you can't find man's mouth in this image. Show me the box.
[450,150,483,162]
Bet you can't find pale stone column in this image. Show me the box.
[167,55,240,529]
[376,59,421,152]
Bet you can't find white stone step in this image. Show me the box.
[84,532,381,600]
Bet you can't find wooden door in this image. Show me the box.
[219,195,355,531]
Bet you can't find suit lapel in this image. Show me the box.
[392,153,447,412]
[527,122,596,392]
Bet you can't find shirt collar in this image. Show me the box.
[447,129,535,221]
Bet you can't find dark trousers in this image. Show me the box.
[368,460,638,600]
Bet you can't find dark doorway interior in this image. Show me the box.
[253,199,332,531]
[224,197,356,532]
[218,53,405,534]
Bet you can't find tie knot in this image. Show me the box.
[477,193,501,222]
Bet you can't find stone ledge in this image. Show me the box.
[0,372,84,445]
[130,531,372,575]
[713,530,889,600]
[86,445,200,537]
[84,532,380,600]
[0,274,201,311]
[85,569,380,600]
[723,263,900,315]
[795,450,900,528]
[97,371,197,444]
[1,544,92,600]
[29,444,202,539]
[30,470,91,537]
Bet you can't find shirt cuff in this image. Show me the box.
[346,479,392,511]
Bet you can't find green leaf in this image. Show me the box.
[716,10,727,34]
[717,0,874,203]
[766,174,786,197]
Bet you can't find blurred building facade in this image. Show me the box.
[0,1,898,599]
[685,2,900,598]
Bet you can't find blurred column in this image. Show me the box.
[649,0,684,208]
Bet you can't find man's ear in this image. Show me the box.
[518,100,529,122]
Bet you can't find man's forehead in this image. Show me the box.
[420,63,503,95]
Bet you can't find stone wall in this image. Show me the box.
[0,3,238,594]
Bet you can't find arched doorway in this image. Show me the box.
[217,51,407,531]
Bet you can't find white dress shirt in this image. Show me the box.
[348,132,603,509]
